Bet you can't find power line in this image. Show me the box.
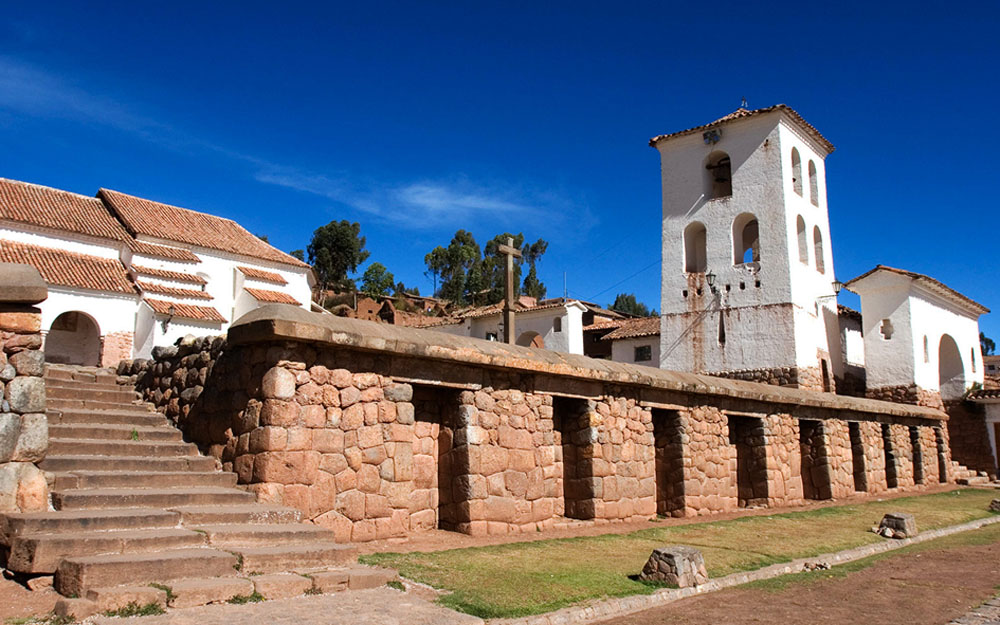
[585,259,660,301]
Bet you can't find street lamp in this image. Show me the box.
[705,271,717,293]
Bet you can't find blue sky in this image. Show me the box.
[2,3,998,340]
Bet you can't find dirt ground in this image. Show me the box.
[597,537,1000,625]
[0,571,60,621]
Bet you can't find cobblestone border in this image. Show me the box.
[491,514,1000,625]
[947,595,1000,625]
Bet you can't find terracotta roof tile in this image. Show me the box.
[0,239,135,294]
[601,316,660,341]
[0,178,131,243]
[238,266,287,285]
[131,265,207,285]
[649,104,835,155]
[845,265,990,315]
[144,297,226,323]
[129,239,201,263]
[100,188,309,268]
[136,280,212,300]
[969,388,1000,400]
[245,288,300,305]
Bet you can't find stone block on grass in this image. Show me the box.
[989,499,1000,513]
[878,512,917,539]
[639,546,708,588]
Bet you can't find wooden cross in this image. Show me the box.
[497,236,522,344]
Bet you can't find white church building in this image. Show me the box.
[0,178,314,366]
[650,105,987,407]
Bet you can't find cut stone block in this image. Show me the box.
[639,546,708,588]
[989,499,1000,513]
[168,577,255,608]
[86,585,167,612]
[252,572,312,599]
[348,567,397,590]
[878,512,917,538]
[54,597,99,620]
[306,569,350,593]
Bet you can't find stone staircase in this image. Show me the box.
[1,365,395,616]
[950,460,995,486]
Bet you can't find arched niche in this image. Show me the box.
[46,311,101,366]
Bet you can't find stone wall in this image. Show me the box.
[943,401,996,478]
[0,264,49,513]
[120,307,958,543]
[100,330,134,368]
[867,384,945,411]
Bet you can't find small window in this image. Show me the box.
[684,222,707,273]
[634,345,652,362]
[971,348,977,373]
[791,148,803,196]
[796,215,808,264]
[486,332,498,342]
[880,319,894,340]
[732,213,760,264]
[553,317,562,332]
[808,160,819,206]
[704,151,732,199]
[813,226,825,274]
[923,335,929,363]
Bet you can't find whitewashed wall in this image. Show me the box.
[611,336,660,368]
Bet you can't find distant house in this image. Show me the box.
[601,316,660,367]
[0,177,314,366]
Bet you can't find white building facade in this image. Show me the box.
[0,178,314,366]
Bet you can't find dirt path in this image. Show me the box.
[597,537,1000,625]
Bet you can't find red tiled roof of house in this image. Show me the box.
[131,265,207,285]
[601,316,660,341]
[245,288,300,305]
[144,297,226,323]
[0,239,135,294]
[238,266,287,285]
[128,239,201,263]
[136,280,212,300]
[0,178,132,243]
[100,188,309,268]
[649,104,835,154]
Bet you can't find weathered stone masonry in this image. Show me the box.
[122,305,955,543]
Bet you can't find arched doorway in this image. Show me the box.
[46,311,101,366]
[516,331,545,349]
[938,334,965,401]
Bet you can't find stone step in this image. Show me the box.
[234,542,358,574]
[48,438,198,458]
[47,385,139,402]
[55,548,239,596]
[43,378,128,391]
[48,410,167,427]
[192,523,336,548]
[47,398,148,412]
[49,423,183,442]
[45,368,117,385]
[53,470,238,490]
[168,504,303,525]
[53,487,256,510]
[41,455,217,473]
[8,528,207,574]
[0,509,182,544]
[163,576,256,608]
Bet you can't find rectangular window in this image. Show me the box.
[634,345,652,362]
[485,332,498,342]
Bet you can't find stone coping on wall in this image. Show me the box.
[0,263,48,304]
[229,305,946,424]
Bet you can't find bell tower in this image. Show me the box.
[651,105,842,390]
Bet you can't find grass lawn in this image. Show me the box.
[360,489,1000,618]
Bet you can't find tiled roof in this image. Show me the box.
[394,311,463,328]
[583,320,624,332]
[129,239,201,263]
[601,316,660,341]
[845,265,990,315]
[456,300,571,319]
[649,104,835,155]
[837,304,863,322]
[144,297,226,323]
[0,178,131,242]
[238,266,287,285]
[136,280,212,300]
[968,388,1000,401]
[0,239,135,294]
[100,188,309,268]
[245,288,300,305]
[131,265,207,285]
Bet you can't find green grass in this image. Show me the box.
[101,602,165,618]
[4,616,74,625]
[148,582,175,601]
[386,580,406,592]
[226,591,264,604]
[361,489,1000,618]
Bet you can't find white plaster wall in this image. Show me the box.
[0,225,123,259]
[656,111,835,376]
[611,337,660,368]
[853,274,914,390]
[434,303,585,354]
[908,288,985,392]
[40,288,138,338]
[840,319,865,366]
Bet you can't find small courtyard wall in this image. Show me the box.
[0,264,49,513]
[123,306,956,543]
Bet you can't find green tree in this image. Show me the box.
[307,220,370,293]
[424,230,480,305]
[360,263,395,297]
[609,293,654,317]
[482,233,525,304]
[289,249,305,261]
[521,238,548,300]
[981,332,996,356]
[256,233,269,243]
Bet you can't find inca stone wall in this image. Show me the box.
[120,306,959,543]
[0,264,49,513]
